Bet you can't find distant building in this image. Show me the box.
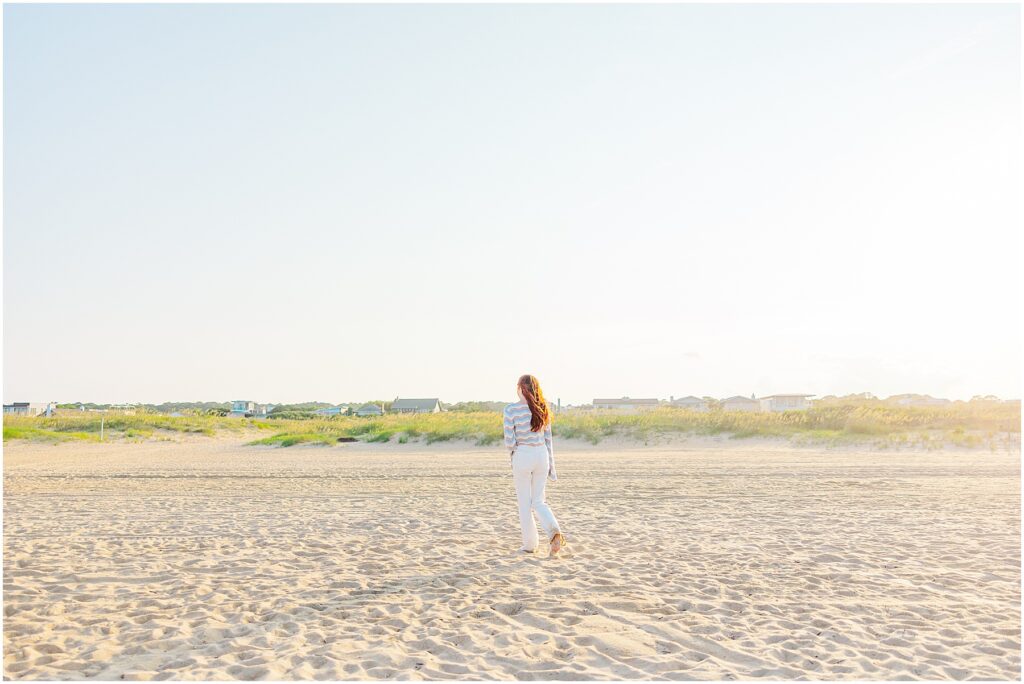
[3,402,55,417]
[592,397,660,411]
[759,394,814,412]
[355,403,384,417]
[227,402,274,417]
[888,394,951,407]
[230,400,257,417]
[314,407,344,417]
[721,396,760,412]
[391,398,442,414]
[670,395,709,412]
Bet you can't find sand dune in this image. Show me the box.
[3,438,1020,680]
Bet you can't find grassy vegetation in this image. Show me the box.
[248,432,339,447]
[1,413,246,443]
[3,425,99,443]
[3,402,1019,450]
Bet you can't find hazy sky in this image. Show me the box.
[3,4,1020,405]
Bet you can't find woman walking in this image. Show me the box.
[503,374,566,555]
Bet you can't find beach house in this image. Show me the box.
[355,403,384,417]
[888,394,952,407]
[592,397,660,411]
[228,402,275,417]
[669,395,709,411]
[721,396,761,412]
[391,398,442,414]
[314,406,344,417]
[229,400,257,417]
[2,402,55,417]
[759,394,814,412]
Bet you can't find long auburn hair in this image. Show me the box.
[518,374,551,432]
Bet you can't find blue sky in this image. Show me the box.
[3,4,1020,404]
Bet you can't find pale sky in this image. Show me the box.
[3,4,1020,406]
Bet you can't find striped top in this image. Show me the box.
[503,401,557,480]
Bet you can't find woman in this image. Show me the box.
[503,374,566,555]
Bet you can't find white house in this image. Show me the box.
[230,400,257,417]
[355,403,384,417]
[592,397,660,411]
[670,395,709,411]
[391,398,442,414]
[3,402,55,417]
[759,394,814,412]
[888,394,951,407]
[228,402,275,417]
[721,396,760,412]
[314,406,344,417]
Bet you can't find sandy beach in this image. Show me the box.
[3,437,1020,680]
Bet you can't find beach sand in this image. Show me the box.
[3,437,1020,680]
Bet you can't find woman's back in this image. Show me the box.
[503,401,551,448]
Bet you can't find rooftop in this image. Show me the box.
[593,397,660,404]
[392,398,441,410]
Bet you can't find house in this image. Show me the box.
[229,400,257,417]
[759,394,814,412]
[888,394,951,407]
[254,404,275,416]
[314,406,344,417]
[670,395,709,411]
[721,395,760,412]
[355,403,384,417]
[236,403,274,417]
[592,397,660,411]
[391,398,442,414]
[3,402,55,417]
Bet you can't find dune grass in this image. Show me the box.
[3,425,98,443]
[3,402,1019,450]
[248,432,339,447]
[1,413,251,445]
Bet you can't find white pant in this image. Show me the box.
[512,444,560,551]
